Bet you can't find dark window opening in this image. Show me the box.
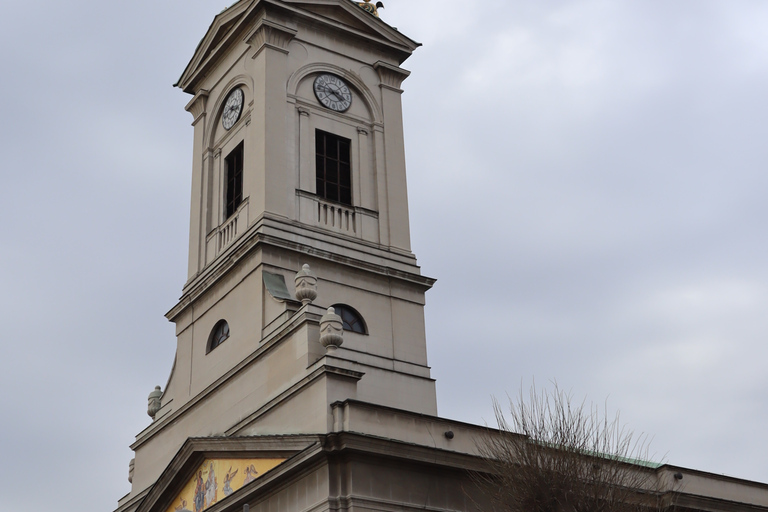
[316,130,352,205]
[332,304,366,334]
[208,320,230,353]
[225,142,244,218]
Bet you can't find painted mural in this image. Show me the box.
[165,458,286,512]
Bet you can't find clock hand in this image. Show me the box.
[324,85,345,102]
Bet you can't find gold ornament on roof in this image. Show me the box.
[356,0,384,17]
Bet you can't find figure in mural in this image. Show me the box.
[243,464,259,484]
[174,498,193,512]
[204,462,217,508]
[193,471,205,512]
[223,467,238,497]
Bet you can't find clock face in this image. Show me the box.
[221,88,244,130]
[313,74,352,112]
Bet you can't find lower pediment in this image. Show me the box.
[137,436,325,512]
[166,457,285,512]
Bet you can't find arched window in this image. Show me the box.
[207,320,230,353]
[331,304,366,334]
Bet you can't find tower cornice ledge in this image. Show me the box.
[169,215,435,323]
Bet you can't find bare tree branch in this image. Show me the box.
[473,383,670,512]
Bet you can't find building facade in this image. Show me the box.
[115,2,768,512]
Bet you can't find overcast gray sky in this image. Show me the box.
[1,1,767,511]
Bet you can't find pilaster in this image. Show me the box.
[185,90,209,279]
[374,62,412,251]
[297,106,312,192]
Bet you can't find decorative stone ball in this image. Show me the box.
[147,385,162,419]
[319,306,344,351]
[294,264,318,305]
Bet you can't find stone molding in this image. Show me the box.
[184,89,209,123]
[373,61,410,91]
[132,304,328,450]
[287,62,384,123]
[172,212,430,323]
[134,436,326,512]
[227,363,364,436]
[246,19,297,57]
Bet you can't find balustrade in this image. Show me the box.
[317,200,356,234]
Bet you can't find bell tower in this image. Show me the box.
[120,0,437,507]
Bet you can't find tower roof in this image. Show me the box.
[175,0,420,94]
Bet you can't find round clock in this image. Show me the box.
[221,88,244,130]
[313,74,352,112]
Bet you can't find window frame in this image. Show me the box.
[331,304,367,334]
[224,141,244,219]
[315,130,352,206]
[207,320,231,353]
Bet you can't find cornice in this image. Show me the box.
[225,364,364,435]
[177,0,420,94]
[184,89,209,123]
[134,305,326,450]
[169,213,434,322]
[268,0,419,58]
[374,60,410,92]
[245,18,297,57]
[334,398,501,436]
[136,429,486,512]
[113,486,151,512]
[136,436,326,512]
[672,493,768,512]
[175,0,258,92]
[323,431,488,471]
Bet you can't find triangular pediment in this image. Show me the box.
[291,2,378,36]
[282,0,418,49]
[176,0,419,93]
[175,0,253,92]
[136,436,323,512]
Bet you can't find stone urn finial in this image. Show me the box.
[128,458,135,483]
[319,307,343,351]
[147,385,162,420]
[294,264,318,305]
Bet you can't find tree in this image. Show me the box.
[474,384,669,512]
